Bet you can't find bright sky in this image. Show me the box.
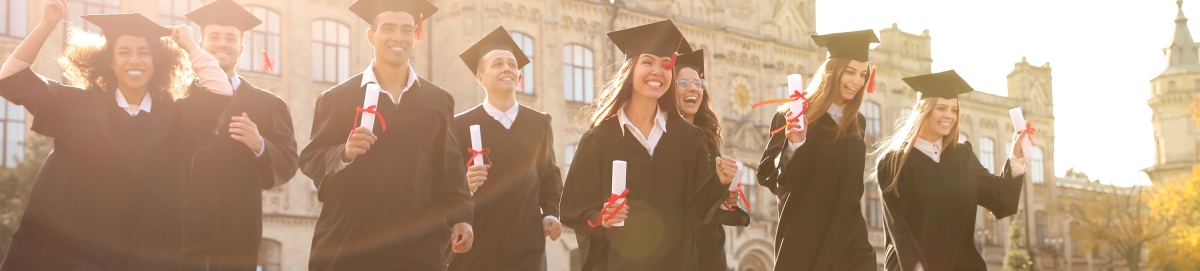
[818,0,1178,187]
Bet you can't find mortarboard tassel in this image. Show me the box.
[663,36,684,71]
[415,14,425,41]
[867,52,877,94]
[247,37,275,73]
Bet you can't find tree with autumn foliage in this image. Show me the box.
[1147,100,1200,270]
[1066,184,1165,271]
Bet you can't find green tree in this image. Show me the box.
[0,135,53,263]
[1004,216,1031,271]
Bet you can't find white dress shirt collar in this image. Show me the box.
[914,137,944,163]
[617,106,668,156]
[482,100,520,129]
[115,89,152,116]
[360,60,420,104]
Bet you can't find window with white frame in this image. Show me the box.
[979,137,996,173]
[1,0,28,38]
[562,44,594,103]
[311,20,350,83]
[1031,146,1045,184]
[67,0,120,34]
[239,6,281,75]
[863,101,881,143]
[0,98,23,168]
[157,0,201,40]
[510,31,535,95]
[257,239,281,271]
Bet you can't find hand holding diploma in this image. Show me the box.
[1009,108,1035,159]
[716,156,739,186]
[466,164,489,194]
[543,216,563,241]
[589,160,630,228]
[599,202,629,228]
[784,118,808,144]
[450,222,474,253]
[342,127,377,162]
[723,192,739,208]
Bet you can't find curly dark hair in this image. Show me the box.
[57,26,191,100]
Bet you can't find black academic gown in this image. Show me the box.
[560,114,727,271]
[756,110,877,271]
[299,73,473,271]
[875,142,1024,271]
[694,145,750,271]
[0,68,230,270]
[447,105,563,271]
[180,77,299,271]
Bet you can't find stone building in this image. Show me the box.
[1146,0,1200,185]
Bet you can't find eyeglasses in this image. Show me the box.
[676,78,706,89]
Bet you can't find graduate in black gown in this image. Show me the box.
[0,6,234,270]
[672,49,750,271]
[298,0,474,270]
[448,26,564,271]
[756,30,879,271]
[559,20,730,271]
[178,1,300,270]
[873,70,1028,271]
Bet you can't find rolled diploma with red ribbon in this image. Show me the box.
[720,161,743,210]
[611,160,627,227]
[787,74,806,131]
[1009,108,1033,156]
[470,125,484,166]
[361,84,381,132]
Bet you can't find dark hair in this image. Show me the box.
[58,27,189,99]
[587,55,679,128]
[674,64,721,152]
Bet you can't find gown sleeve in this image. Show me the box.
[757,111,788,194]
[559,129,608,236]
[252,95,299,189]
[537,114,564,218]
[430,94,473,227]
[299,90,353,200]
[0,68,77,138]
[964,142,1025,219]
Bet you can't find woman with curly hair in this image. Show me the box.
[0,1,233,270]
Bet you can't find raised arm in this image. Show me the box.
[1,0,65,79]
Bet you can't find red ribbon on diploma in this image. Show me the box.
[466,148,493,168]
[349,105,387,139]
[751,90,810,135]
[588,188,630,228]
[723,184,753,211]
[1021,121,1037,146]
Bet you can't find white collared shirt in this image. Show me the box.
[230,74,242,90]
[827,102,845,124]
[617,107,668,156]
[115,90,153,116]
[361,60,420,105]
[914,137,944,162]
[482,100,519,129]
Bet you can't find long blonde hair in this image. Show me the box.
[588,55,679,128]
[58,26,191,100]
[873,97,960,194]
[780,58,867,141]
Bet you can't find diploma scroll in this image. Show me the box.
[470,125,484,166]
[1009,108,1034,158]
[360,84,381,132]
[611,160,627,227]
[787,74,806,131]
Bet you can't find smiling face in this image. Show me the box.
[631,54,673,101]
[476,49,520,93]
[199,24,244,73]
[367,11,417,67]
[674,66,703,119]
[920,97,960,139]
[834,59,869,104]
[109,35,155,91]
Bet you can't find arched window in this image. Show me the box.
[239,6,281,75]
[257,239,282,271]
[157,0,201,40]
[562,44,594,103]
[67,0,120,34]
[1,0,28,37]
[312,20,350,83]
[862,101,881,143]
[510,32,535,94]
[979,137,995,173]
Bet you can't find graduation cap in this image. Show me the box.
[810,29,879,63]
[608,20,692,69]
[349,0,438,40]
[81,13,171,39]
[459,26,530,74]
[674,49,704,78]
[902,70,975,100]
[186,0,262,32]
